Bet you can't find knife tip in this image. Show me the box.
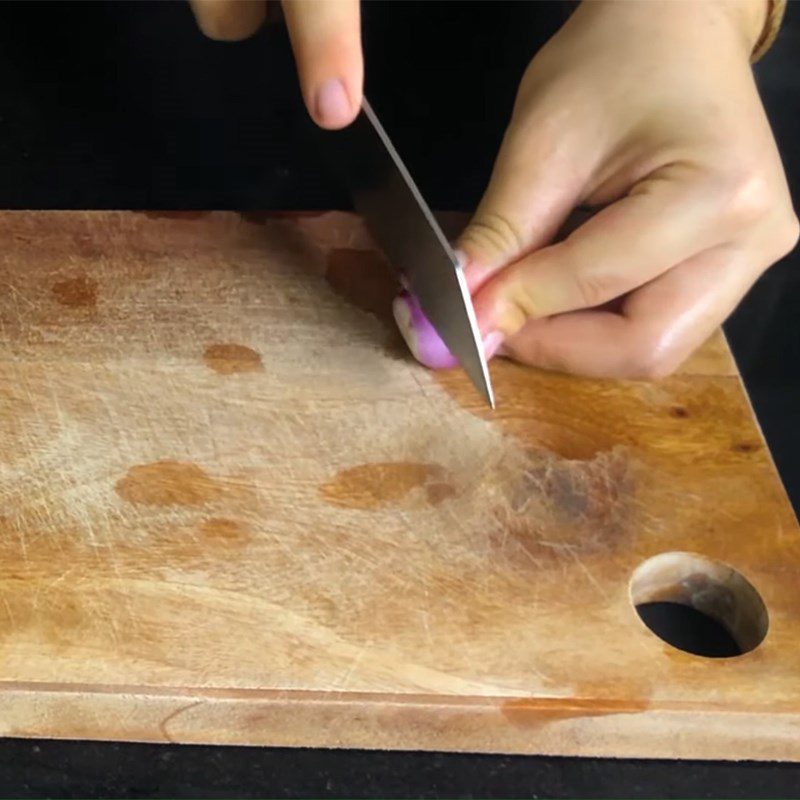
[466,353,495,410]
[482,380,496,410]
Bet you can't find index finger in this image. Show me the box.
[282,0,363,129]
[500,242,755,378]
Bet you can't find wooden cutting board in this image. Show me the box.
[0,211,797,760]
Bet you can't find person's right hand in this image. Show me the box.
[188,0,363,130]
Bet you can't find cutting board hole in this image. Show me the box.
[629,552,768,658]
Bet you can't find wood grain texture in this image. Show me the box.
[0,211,797,760]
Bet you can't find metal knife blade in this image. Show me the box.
[324,98,495,409]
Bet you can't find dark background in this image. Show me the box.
[0,1,797,797]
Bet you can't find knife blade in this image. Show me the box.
[324,97,495,409]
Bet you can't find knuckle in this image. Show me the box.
[463,212,526,259]
[717,170,774,229]
[504,286,541,328]
[570,270,617,310]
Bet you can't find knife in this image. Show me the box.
[324,97,495,409]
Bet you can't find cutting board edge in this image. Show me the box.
[0,685,798,761]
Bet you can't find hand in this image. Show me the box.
[397,0,798,378]
[188,0,363,129]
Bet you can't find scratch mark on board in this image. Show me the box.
[159,700,206,744]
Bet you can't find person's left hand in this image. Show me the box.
[395,0,799,379]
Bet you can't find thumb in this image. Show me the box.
[457,103,588,294]
[188,0,267,41]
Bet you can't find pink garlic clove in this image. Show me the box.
[392,291,459,369]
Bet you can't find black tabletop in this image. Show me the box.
[0,2,798,797]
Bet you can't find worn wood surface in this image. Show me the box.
[0,211,797,760]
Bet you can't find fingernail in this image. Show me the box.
[392,291,458,369]
[314,78,352,128]
[482,330,505,360]
[455,247,495,294]
[453,249,468,270]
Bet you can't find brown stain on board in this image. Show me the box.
[320,462,451,510]
[501,674,653,730]
[203,344,263,375]
[486,447,636,571]
[732,441,761,453]
[199,518,251,545]
[502,696,650,727]
[514,448,632,525]
[425,482,457,505]
[116,461,222,507]
[52,276,97,308]
[325,248,399,324]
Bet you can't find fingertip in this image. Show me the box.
[482,331,506,361]
[312,78,359,129]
